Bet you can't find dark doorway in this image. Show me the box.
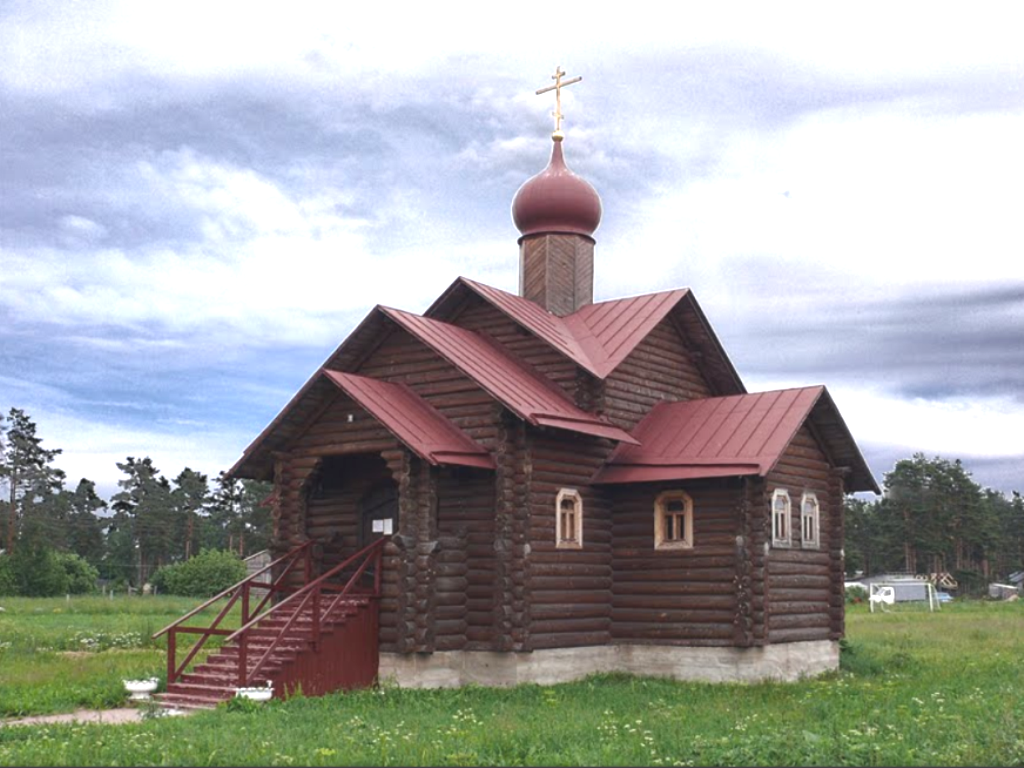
[360,481,399,546]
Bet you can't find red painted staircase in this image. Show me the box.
[152,539,385,711]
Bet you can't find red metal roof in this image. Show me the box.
[380,306,638,445]
[323,372,495,469]
[565,289,690,377]
[594,387,826,485]
[449,279,743,391]
[454,279,601,372]
[455,278,684,378]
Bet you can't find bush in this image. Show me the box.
[845,585,869,604]
[11,547,70,596]
[0,548,99,596]
[151,550,247,597]
[0,555,16,596]
[56,552,99,594]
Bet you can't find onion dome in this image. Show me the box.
[512,136,602,239]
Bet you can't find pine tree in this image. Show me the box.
[0,408,65,553]
[66,479,107,566]
[111,457,172,586]
[172,468,210,560]
[207,473,273,557]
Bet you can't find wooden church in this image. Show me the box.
[157,71,878,707]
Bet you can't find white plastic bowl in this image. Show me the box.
[123,678,159,700]
[234,683,274,702]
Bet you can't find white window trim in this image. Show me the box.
[555,488,583,550]
[654,490,693,550]
[800,492,820,549]
[771,488,792,547]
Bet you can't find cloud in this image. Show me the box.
[24,406,249,500]
[2,1,1022,503]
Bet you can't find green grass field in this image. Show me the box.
[1,596,1023,766]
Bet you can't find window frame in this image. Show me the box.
[555,488,583,550]
[800,491,820,549]
[771,488,792,548]
[654,490,694,550]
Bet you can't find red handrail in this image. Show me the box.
[153,540,313,684]
[226,537,386,687]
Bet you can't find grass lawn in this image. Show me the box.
[1,597,1023,765]
[0,595,221,717]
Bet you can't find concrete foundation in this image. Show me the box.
[379,640,839,688]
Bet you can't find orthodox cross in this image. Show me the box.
[535,66,582,137]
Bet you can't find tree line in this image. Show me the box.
[3,406,1022,597]
[0,407,272,592]
[845,453,1024,594]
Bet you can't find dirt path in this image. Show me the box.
[1,706,193,728]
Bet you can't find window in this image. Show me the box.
[771,489,791,547]
[654,490,693,549]
[555,489,583,549]
[801,492,820,549]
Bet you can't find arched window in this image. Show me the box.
[801,492,820,549]
[771,489,792,547]
[555,489,583,549]
[654,490,693,549]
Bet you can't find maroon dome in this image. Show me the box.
[512,137,602,239]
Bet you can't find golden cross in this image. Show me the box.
[535,66,582,138]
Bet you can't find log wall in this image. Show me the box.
[525,429,615,650]
[764,425,836,644]
[355,326,501,450]
[435,467,497,651]
[450,297,579,398]
[601,317,712,430]
[609,480,743,646]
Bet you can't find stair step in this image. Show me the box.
[166,684,236,696]
[179,672,243,687]
[194,662,284,678]
[222,636,310,648]
[176,674,274,690]
[156,691,231,709]
[202,651,291,665]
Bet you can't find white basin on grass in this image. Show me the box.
[123,678,159,700]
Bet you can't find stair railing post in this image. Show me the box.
[374,543,382,596]
[242,581,250,626]
[238,631,248,688]
[167,628,177,684]
[312,586,321,650]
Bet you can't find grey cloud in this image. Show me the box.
[863,442,1023,496]
[727,282,1024,402]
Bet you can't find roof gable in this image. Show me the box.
[380,307,637,445]
[594,386,878,492]
[323,372,494,469]
[564,289,689,377]
[230,370,494,479]
[427,277,744,393]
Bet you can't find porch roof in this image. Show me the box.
[230,369,495,480]
[323,372,496,470]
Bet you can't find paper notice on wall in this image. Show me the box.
[383,519,393,535]
[372,519,393,535]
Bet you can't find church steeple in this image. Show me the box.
[511,68,602,317]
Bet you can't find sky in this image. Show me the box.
[1,1,1022,501]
